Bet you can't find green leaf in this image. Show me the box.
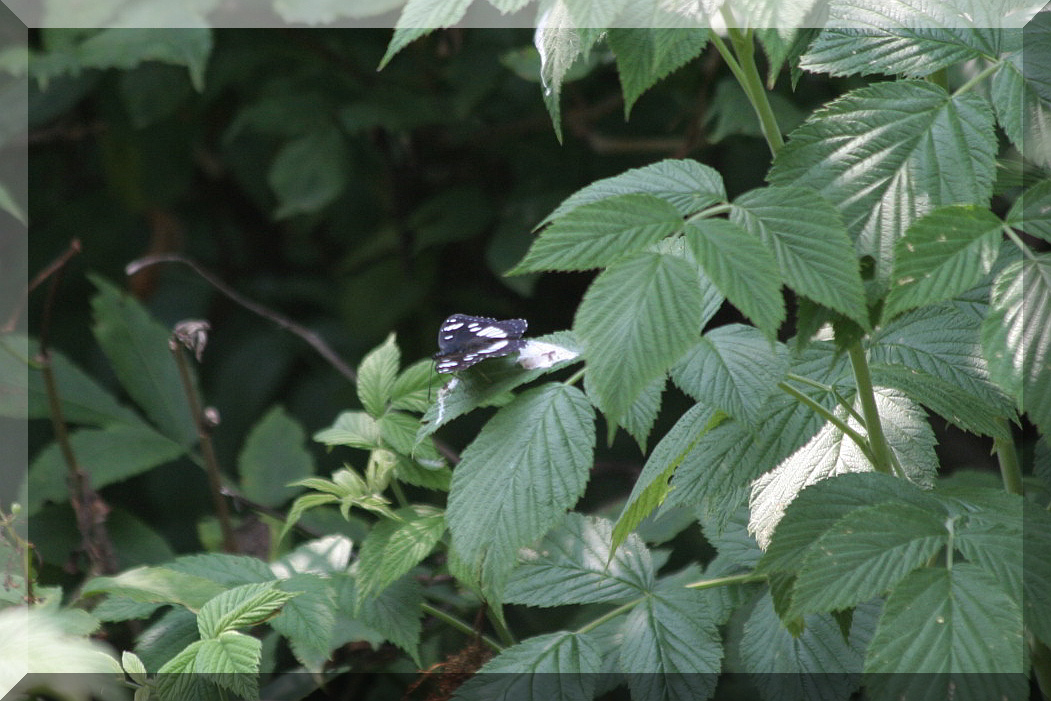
[279,493,339,543]
[356,574,424,664]
[540,159,726,226]
[505,513,653,606]
[89,275,197,446]
[269,126,347,219]
[883,205,1002,320]
[0,180,25,224]
[730,185,867,325]
[758,471,942,576]
[1005,178,1051,243]
[616,373,665,452]
[671,324,789,427]
[270,573,336,672]
[356,333,401,417]
[390,358,439,413]
[273,0,407,23]
[864,565,1026,700]
[166,553,275,587]
[869,363,1013,440]
[982,255,1051,438]
[684,220,784,336]
[769,81,997,283]
[313,410,380,449]
[447,383,595,591]
[575,252,706,423]
[77,28,212,91]
[619,583,722,701]
[739,592,868,698]
[194,630,262,699]
[868,298,1015,418]
[790,501,948,617]
[749,387,939,548]
[704,78,807,143]
[379,0,473,68]
[455,631,603,701]
[83,566,226,611]
[356,505,445,602]
[237,406,314,509]
[27,424,184,514]
[607,28,708,117]
[511,193,684,274]
[197,582,296,639]
[612,403,719,554]
[992,49,1051,168]
[801,27,992,79]
[1023,503,1051,645]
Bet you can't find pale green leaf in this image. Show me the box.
[83,566,225,611]
[992,48,1051,168]
[540,159,726,226]
[790,501,948,616]
[512,193,685,273]
[77,28,212,91]
[89,275,197,446]
[273,0,406,23]
[685,219,784,336]
[575,252,706,423]
[864,565,1026,700]
[238,406,314,508]
[379,0,473,68]
[166,552,275,587]
[619,583,722,701]
[884,205,1002,320]
[505,513,653,606]
[447,383,595,590]
[607,28,708,117]
[671,324,789,427]
[272,534,353,578]
[356,333,400,417]
[356,505,445,602]
[270,573,336,672]
[313,410,380,449]
[455,631,603,701]
[0,179,25,223]
[769,81,997,283]
[27,424,184,514]
[194,631,261,699]
[730,185,867,325]
[390,357,439,413]
[197,582,295,639]
[801,27,993,78]
[1005,178,1051,242]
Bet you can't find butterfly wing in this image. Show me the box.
[434,314,528,373]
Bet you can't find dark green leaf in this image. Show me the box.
[608,28,708,117]
[356,505,445,602]
[1005,178,1051,243]
[269,126,347,218]
[238,406,314,508]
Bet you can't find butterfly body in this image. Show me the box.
[434,314,528,373]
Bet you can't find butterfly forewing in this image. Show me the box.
[434,314,528,373]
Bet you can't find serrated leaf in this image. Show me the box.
[505,513,653,606]
[390,358,439,413]
[356,333,400,417]
[575,252,706,423]
[83,566,226,610]
[730,186,867,325]
[357,575,424,664]
[749,387,938,548]
[982,255,1051,438]
[313,410,380,449]
[269,126,347,218]
[77,28,212,91]
[166,553,275,587]
[447,383,595,591]
[617,373,664,452]
[790,501,948,617]
[612,403,719,554]
[194,631,261,699]
[883,205,1003,320]
[769,81,997,283]
[454,631,603,701]
[685,220,784,336]
[540,159,726,226]
[868,298,1015,418]
[379,0,473,66]
[1023,503,1051,645]
[671,324,789,427]
[279,493,339,543]
[757,27,820,88]
[197,582,296,639]
[356,505,445,602]
[270,573,336,672]
[758,471,942,575]
[869,363,1013,440]
[992,49,1051,168]
[607,28,708,117]
[1006,178,1051,243]
[619,583,722,701]
[89,275,197,447]
[27,424,184,514]
[238,406,314,508]
[739,591,867,699]
[512,193,684,273]
[864,565,1026,701]
[801,27,991,78]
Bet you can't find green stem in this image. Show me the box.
[563,367,586,386]
[685,572,766,590]
[952,59,1002,97]
[576,596,648,636]
[993,418,1023,496]
[846,343,894,475]
[421,603,503,652]
[784,373,866,425]
[487,607,516,648]
[778,381,877,465]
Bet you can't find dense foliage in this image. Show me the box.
[3,1,1051,700]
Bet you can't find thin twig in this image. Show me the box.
[3,238,81,333]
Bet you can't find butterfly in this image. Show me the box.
[434,314,528,374]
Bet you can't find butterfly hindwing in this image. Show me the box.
[434,314,528,373]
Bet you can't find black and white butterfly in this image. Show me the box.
[434,314,528,374]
